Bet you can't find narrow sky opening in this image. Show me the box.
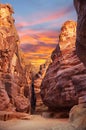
[2,0,77,67]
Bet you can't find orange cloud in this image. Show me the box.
[18,29,59,44]
[20,35,38,45]
[19,29,58,66]
[17,5,74,67]
[38,36,57,44]
[20,42,55,66]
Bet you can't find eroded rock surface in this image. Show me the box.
[0,4,31,113]
[69,1,86,130]
[69,104,86,130]
[34,60,51,113]
[74,0,86,66]
[41,20,86,111]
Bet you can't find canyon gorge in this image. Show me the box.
[0,0,86,130]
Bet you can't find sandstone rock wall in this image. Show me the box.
[74,0,86,66]
[41,20,86,111]
[0,4,31,113]
[68,2,86,130]
[34,59,51,112]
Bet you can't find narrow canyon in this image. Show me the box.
[0,0,86,130]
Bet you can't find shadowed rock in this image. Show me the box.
[34,60,51,113]
[74,0,86,66]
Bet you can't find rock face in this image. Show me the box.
[73,0,86,104]
[0,111,30,121]
[34,60,51,113]
[69,104,86,130]
[0,4,31,113]
[74,0,86,66]
[68,2,86,130]
[41,20,86,111]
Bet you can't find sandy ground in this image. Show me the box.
[0,115,75,130]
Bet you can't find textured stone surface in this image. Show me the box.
[74,0,86,66]
[34,60,51,113]
[14,95,29,112]
[73,0,86,106]
[0,111,30,121]
[0,81,10,111]
[69,2,86,129]
[41,20,86,111]
[0,4,31,113]
[69,104,86,130]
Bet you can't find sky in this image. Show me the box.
[1,0,77,67]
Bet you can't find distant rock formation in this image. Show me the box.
[34,59,51,112]
[0,4,32,113]
[41,20,86,111]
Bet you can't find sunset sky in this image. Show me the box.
[2,0,77,67]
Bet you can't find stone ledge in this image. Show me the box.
[0,111,30,121]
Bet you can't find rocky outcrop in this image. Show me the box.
[0,4,31,113]
[0,111,30,121]
[41,20,86,111]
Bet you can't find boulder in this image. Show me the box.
[69,104,86,130]
[14,95,29,112]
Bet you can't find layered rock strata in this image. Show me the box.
[68,1,86,130]
[34,60,51,113]
[0,4,31,113]
[41,20,86,111]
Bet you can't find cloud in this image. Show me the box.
[20,35,38,45]
[19,44,54,66]
[19,29,59,46]
[34,5,74,25]
[16,5,74,29]
[16,4,74,66]
[18,29,59,66]
[20,42,56,53]
[20,40,56,66]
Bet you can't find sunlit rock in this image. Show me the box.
[34,59,51,112]
[41,20,86,112]
[0,4,32,113]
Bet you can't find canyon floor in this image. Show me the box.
[0,99,76,130]
[0,115,76,130]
